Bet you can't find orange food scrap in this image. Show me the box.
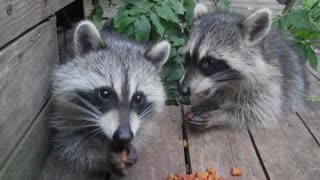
[167,172,175,180]
[231,167,243,176]
[206,167,216,175]
[183,140,188,148]
[196,171,209,179]
[120,150,127,162]
[186,113,193,120]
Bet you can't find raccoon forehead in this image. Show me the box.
[188,13,244,57]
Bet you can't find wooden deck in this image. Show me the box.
[38,1,320,180]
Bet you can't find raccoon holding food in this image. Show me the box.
[50,21,170,177]
[180,4,306,129]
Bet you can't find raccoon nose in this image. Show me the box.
[179,84,191,96]
[113,127,134,144]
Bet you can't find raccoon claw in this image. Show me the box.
[186,113,210,130]
[126,145,138,167]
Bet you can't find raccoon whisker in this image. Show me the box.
[210,70,241,82]
[66,101,101,119]
[76,95,104,117]
[138,103,155,119]
[223,84,240,94]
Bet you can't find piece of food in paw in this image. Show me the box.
[186,112,194,120]
[120,150,127,162]
[231,167,243,176]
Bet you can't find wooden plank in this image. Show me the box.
[296,71,320,143]
[199,0,284,16]
[39,106,185,180]
[0,18,58,166]
[0,0,74,47]
[185,107,266,179]
[0,100,51,180]
[250,113,320,179]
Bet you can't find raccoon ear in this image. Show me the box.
[74,20,104,55]
[145,41,171,71]
[240,8,272,46]
[194,3,209,18]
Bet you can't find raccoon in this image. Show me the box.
[179,4,306,129]
[51,20,170,177]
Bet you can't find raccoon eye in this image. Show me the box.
[99,88,111,100]
[203,58,215,68]
[133,93,144,105]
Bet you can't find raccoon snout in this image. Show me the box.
[179,81,191,96]
[113,127,134,144]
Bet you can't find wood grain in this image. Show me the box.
[296,71,320,144]
[0,18,58,166]
[0,0,74,47]
[0,100,51,180]
[184,107,266,180]
[39,106,185,180]
[250,113,320,180]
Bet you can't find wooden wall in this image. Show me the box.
[0,0,74,180]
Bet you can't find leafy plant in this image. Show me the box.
[272,0,320,69]
[110,0,195,105]
[88,0,104,29]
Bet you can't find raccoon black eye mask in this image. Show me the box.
[51,20,170,177]
[180,3,306,129]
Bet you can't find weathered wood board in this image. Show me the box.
[250,113,320,180]
[185,107,266,179]
[0,18,58,167]
[39,106,185,180]
[0,0,74,47]
[0,100,51,180]
[199,0,284,16]
[296,71,320,144]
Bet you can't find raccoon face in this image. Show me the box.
[52,21,170,144]
[179,4,272,99]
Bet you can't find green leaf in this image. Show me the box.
[306,96,320,102]
[168,0,185,15]
[279,16,288,31]
[155,3,179,23]
[184,0,196,25]
[134,1,155,9]
[132,16,151,41]
[88,3,103,29]
[305,45,318,69]
[123,8,149,16]
[150,12,165,37]
[272,19,280,29]
[169,36,185,46]
[113,15,137,32]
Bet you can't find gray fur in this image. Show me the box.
[51,21,169,176]
[181,5,306,129]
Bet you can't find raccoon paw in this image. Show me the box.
[126,145,138,167]
[109,152,127,176]
[186,111,211,130]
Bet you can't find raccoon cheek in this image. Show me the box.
[130,114,141,136]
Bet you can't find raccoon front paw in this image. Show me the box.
[109,145,138,176]
[109,152,127,176]
[126,145,138,167]
[185,111,211,130]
